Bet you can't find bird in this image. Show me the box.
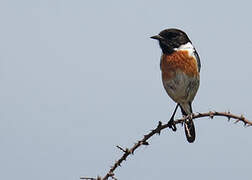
[151,28,201,143]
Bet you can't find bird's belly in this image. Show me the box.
[162,71,199,103]
[160,50,200,104]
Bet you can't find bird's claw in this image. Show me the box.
[168,120,177,131]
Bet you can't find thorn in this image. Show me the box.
[131,149,135,155]
[234,119,239,124]
[116,145,127,153]
[158,121,162,127]
[157,121,162,135]
[142,141,149,145]
[209,111,214,119]
[244,122,247,127]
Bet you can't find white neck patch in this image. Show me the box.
[174,42,195,56]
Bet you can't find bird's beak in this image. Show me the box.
[150,35,164,41]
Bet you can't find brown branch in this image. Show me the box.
[81,111,251,180]
[80,177,101,180]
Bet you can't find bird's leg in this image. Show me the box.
[168,104,179,131]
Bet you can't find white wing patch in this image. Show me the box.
[174,42,195,57]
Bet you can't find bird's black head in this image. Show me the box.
[151,28,191,54]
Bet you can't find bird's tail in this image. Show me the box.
[180,103,196,143]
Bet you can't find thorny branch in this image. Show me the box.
[80,111,252,180]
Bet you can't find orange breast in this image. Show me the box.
[161,50,199,80]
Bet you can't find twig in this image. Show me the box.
[116,145,127,153]
[81,111,251,180]
[80,177,100,180]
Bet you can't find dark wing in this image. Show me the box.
[194,50,201,72]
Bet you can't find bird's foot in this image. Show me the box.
[168,118,177,131]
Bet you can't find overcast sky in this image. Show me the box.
[0,0,252,180]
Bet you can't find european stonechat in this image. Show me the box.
[151,28,201,143]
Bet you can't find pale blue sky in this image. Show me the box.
[0,0,252,180]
